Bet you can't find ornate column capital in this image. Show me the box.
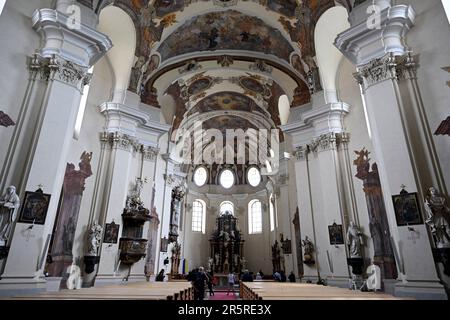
[142,145,159,162]
[28,54,93,91]
[354,52,418,91]
[293,132,349,161]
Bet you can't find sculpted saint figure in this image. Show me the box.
[0,186,20,245]
[346,221,364,258]
[425,187,450,248]
[87,222,103,256]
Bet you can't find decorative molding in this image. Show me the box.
[294,146,308,161]
[249,59,273,74]
[100,132,161,159]
[354,52,418,91]
[294,132,350,161]
[217,55,234,67]
[32,8,112,67]
[334,5,415,67]
[28,54,90,90]
[309,132,338,153]
[111,132,138,152]
[164,174,186,189]
[178,60,202,74]
[213,0,238,7]
[142,145,159,161]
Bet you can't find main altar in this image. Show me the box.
[209,211,245,274]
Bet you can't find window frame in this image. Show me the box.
[219,168,235,189]
[248,199,263,235]
[247,166,261,187]
[193,166,208,187]
[192,199,206,234]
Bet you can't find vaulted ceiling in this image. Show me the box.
[89,0,354,141]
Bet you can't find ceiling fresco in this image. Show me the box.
[96,0,348,148]
[267,0,298,18]
[157,10,295,62]
[146,0,301,18]
[202,115,258,133]
[187,92,265,117]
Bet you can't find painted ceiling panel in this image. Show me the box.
[188,92,265,117]
[157,10,295,62]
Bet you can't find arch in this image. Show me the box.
[220,201,234,216]
[98,6,136,103]
[248,199,262,234]
[192,199,206,233]
[314,6,350,103]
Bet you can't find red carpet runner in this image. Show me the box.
[207,292,239,300]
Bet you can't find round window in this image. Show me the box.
[247,167,261,187]
[193,167,208,187]
[219,169,235,189]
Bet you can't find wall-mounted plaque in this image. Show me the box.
[18,189,51,225]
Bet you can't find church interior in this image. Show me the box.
[0,0,449,301]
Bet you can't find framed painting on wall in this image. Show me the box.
[18,189,51,225]
[328,223,344,245]
[392,191,423,226]
[103,222,120,244]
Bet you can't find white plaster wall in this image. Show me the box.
[67,55,114,262]
[337,58,376,264]
[0,0,53,179]
[182,191,273,275]
[400,0,450,195]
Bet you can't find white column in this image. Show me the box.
[0,8,111,288]
[335,2,447,298]
[282,94,351,286]
[95,100,169,283]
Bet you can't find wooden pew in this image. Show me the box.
[240,282,412,300]
[8,281,194,300]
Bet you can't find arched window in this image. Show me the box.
[220,201,234,216]
[192,199,206,233]
[248,199,262,234]
[269,194,275,232]
[219,169,235,189]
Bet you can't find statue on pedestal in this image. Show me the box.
[86,222,103,256]
[346,221,364,258]
[272,240,281,272]
[425,187,450,248]
[170,242,182,276]
[302,236,315,264]
[0,186,20,246]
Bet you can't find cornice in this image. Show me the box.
[334,5,415,67]
[32,8,112,67]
